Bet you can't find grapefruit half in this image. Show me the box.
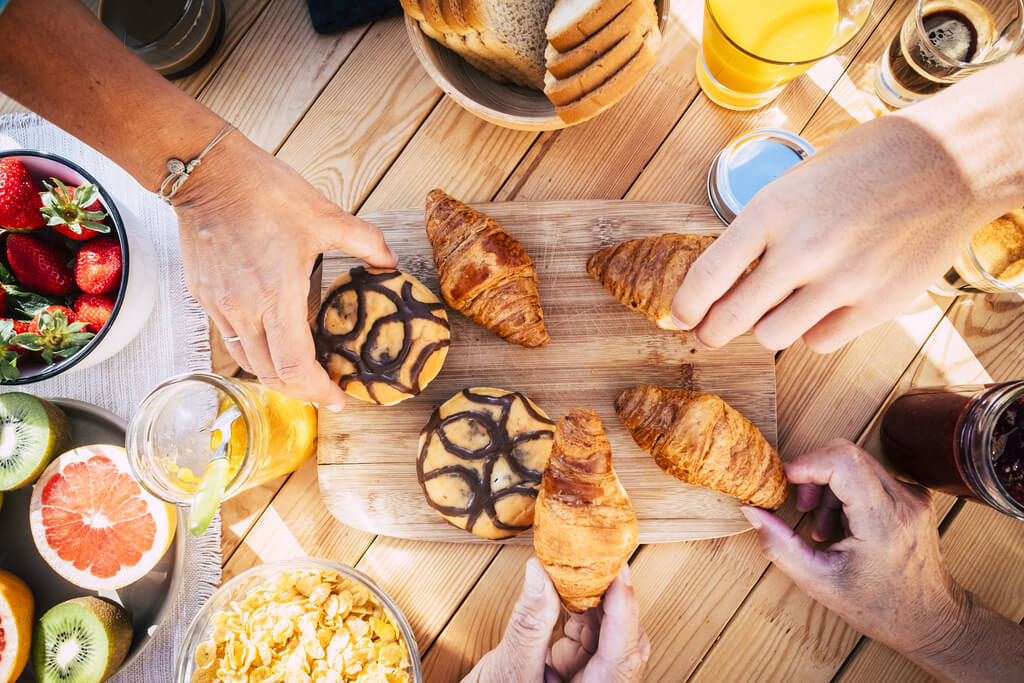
[0,569,33,683]
[29,445,176,590]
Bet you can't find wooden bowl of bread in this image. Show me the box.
[402,0,670,130]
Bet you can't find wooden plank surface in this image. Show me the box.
[317,201,777,543]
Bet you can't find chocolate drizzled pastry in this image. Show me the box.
[417,387,555,539]
[314,267,451,406]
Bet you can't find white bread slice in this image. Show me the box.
[544,27,647,105]
[546,0,656,79]
[460,0,552,89]
[547,0,634,52]
[554,28,660,124]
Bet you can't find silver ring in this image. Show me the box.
[222,335,241,343]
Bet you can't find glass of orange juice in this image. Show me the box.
[698,0,874,110]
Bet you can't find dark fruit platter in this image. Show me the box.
[0,399,184,682]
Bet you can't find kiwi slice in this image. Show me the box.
[32,596,132,683]
[0,393,70,490]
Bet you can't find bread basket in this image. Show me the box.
[405,0,671,131]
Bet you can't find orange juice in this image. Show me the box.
[699,0,840,109]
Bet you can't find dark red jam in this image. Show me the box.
[880,386,976,498]
[992,396,1024,504]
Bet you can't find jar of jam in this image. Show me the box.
[881,381,1024,520]
[126,373,317,511]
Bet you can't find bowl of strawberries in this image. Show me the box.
[0,150,154,383]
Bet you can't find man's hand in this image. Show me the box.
[175,132,396,409]
[740,440,969,657]
[464,559,649,683]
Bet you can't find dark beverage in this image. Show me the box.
[98,0,225,79]
[886,9,980,95]
[881,381,1024,519]
[874,0,1021,108]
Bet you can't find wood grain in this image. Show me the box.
[318,201,777,543]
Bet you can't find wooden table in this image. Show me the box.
[6,1,1023,679]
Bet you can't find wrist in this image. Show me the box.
[906,583,975,666]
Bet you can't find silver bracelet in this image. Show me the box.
[156,123,236,204]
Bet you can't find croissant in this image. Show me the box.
[587,233,721,330]
[425,189,550,347]
[615,385,787,509]
[533,408,638,612]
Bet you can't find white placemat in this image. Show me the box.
[0,113,221,681]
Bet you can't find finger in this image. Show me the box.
[811,489,843,543]
[263,298,348,409]
[795,483,825,513]
[584,565,648,681]
[692,251,799,349]
[670,221,766,330]
[318,213,397,268]
[753,283,844,351]
[564,609,601,654]
[494,559,561,678]
[740,506,839,595]
[801,305,891,354]
[207,309,253,374]
[544,665,562,683]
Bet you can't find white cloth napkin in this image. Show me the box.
[0,113,221,682]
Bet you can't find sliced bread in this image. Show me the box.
[555,29,660,124]
[400,0,426,21]
[546,0,634,52]
[544,27,647,106]
[546,0,656,79]
[461,0,553,89]
[418,20,511,84]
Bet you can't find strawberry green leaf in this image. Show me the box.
[0,262,15,285]
[3,285,65,319]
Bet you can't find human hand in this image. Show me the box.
[464,558,649,683]
[740,439,970,659]
[173,131,396,408]
[670,114,1001,353]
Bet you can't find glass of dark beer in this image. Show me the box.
[875,0,1024,107]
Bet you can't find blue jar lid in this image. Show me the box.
[707,129,815,225]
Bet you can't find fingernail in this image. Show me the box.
[525,560,546,597]
[692,334,712,351]
[740,506,762,530]
[621,563,633,586]
[670,312,692,331]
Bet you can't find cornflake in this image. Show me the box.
[193,568,412,683]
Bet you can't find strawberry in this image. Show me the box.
[28,306,93,364]
[40,178,110,240]
[74,293,115,332]
[75,236,122,294]
[0,319,39,352]
[0,158,45,231]
[0,319,41,381]
[0,287,6,316]
[6,234,76,295]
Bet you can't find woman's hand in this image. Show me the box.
[671,56,1024,353]
[174,132,396,408]
[740,440,969,658]
[464,558,649,683]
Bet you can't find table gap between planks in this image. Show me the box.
[4,0,1022,680]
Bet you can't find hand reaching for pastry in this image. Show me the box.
[173,132,397,409]
[464,558,650,683]
[741,440,1024,682]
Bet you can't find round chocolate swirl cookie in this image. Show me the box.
[314,267,451,405]
[417,388,555,539]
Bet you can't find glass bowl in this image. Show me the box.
[175,558,422,682]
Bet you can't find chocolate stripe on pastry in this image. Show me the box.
[315,267,451,405]
[418,388,555,539]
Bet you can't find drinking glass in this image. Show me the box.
[697,0,874,110]
[98,0,225,79]
[931,209,1024,295]
[875,0,1024,108]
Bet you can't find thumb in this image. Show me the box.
[496,559,561,671]
[740,506,837,596]
[320,213,397,268]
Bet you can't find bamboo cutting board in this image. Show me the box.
[317,201,777,543]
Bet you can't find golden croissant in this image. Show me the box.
[615,385,787,509]
[587,233,723,330]
[425,189,550,347]
[533,408,638,612]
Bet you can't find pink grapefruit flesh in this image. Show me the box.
[29,445,176,590]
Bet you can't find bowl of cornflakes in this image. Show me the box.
[176,558,421,683]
